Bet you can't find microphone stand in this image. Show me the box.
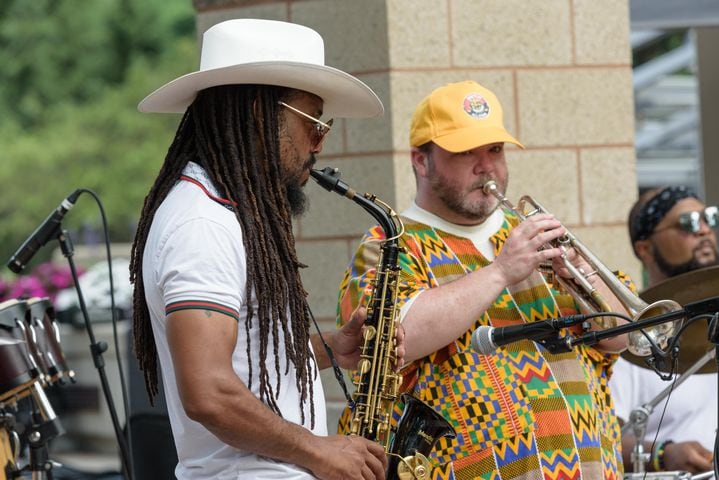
[55,229,132,480]
[621,349,715,473]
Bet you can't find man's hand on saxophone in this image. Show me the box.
[313,286,406,372]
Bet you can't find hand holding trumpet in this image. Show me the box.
[493,213,567,286]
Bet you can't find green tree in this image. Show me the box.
[0,0,196,268]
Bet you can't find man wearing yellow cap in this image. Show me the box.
[336,80,629,479]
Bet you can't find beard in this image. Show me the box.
[426,158,505,223]
[653,239,719,278]
[282,153,316,217]
[285,179,308,216]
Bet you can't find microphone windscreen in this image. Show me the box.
[470,325,494,355]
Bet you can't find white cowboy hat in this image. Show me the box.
[138,18,384,118]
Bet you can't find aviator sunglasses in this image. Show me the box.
[278,101,334,148]
[653,206,719,235]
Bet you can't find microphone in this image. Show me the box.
[471,315,588,355]
[7,190,82,273]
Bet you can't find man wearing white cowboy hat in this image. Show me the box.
[130,18,393,479]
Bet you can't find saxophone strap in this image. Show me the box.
[306,305,355,409]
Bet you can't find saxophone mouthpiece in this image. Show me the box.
[310,167,354,198]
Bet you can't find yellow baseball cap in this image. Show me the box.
[409,80,523,152]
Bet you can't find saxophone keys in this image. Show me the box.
[358,358,371,374]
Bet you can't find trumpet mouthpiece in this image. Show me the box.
[482,181,498,195]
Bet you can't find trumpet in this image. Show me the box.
[482,181,682,357]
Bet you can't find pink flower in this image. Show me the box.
[0,277,11,302]
[9,275,47,299]
[4,262,83,302]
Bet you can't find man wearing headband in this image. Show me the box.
[629,186,718,285]
[129,19,397,479]
[610,186,717,474]
[336,80,631,479]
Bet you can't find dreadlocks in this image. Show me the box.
[129,84,317,424]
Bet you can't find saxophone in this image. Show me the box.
[311,167,456,480]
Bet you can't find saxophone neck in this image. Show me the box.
[310,167,403,241]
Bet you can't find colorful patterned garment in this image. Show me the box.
[337,211,624,480]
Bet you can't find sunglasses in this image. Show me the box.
[653,206,719,235]
[278,101,334,148]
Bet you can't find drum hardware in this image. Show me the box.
[0,383,65,480]
[621,349,716,474]
[17,382,64,480]
[623,472,693,479]
[1,413,20,480]
[624,472,715,479]
[690,472,715,480]
[26,298,75,385]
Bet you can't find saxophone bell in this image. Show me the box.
[389,394,456,480]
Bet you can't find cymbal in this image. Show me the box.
[621,265,719,375]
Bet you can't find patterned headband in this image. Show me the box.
[630,186,698,243]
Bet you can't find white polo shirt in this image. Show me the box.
[142,162,326,479]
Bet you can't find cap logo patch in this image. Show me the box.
[463,93,490,119]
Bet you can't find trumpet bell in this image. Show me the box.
[625,299,683,357]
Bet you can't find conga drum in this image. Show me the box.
[0,299,39,404]
[0,417,19,480]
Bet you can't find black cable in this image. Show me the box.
[572,311,633,323]
[642,373,676,479]
[648,314,714,380]
[77,188,134,477]
[306,305,355,408]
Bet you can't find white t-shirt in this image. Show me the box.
[401,202,505,260]
[398,202,505,318]
[609,356,717,450]
[143,162,326,479]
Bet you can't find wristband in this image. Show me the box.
[651,440,673,471]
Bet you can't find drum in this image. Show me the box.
[0,300,39,404]
[26,298,73,384]
[0,416,19,480]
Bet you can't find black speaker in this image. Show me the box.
[128,412,177,480]
[126,327,177,479]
